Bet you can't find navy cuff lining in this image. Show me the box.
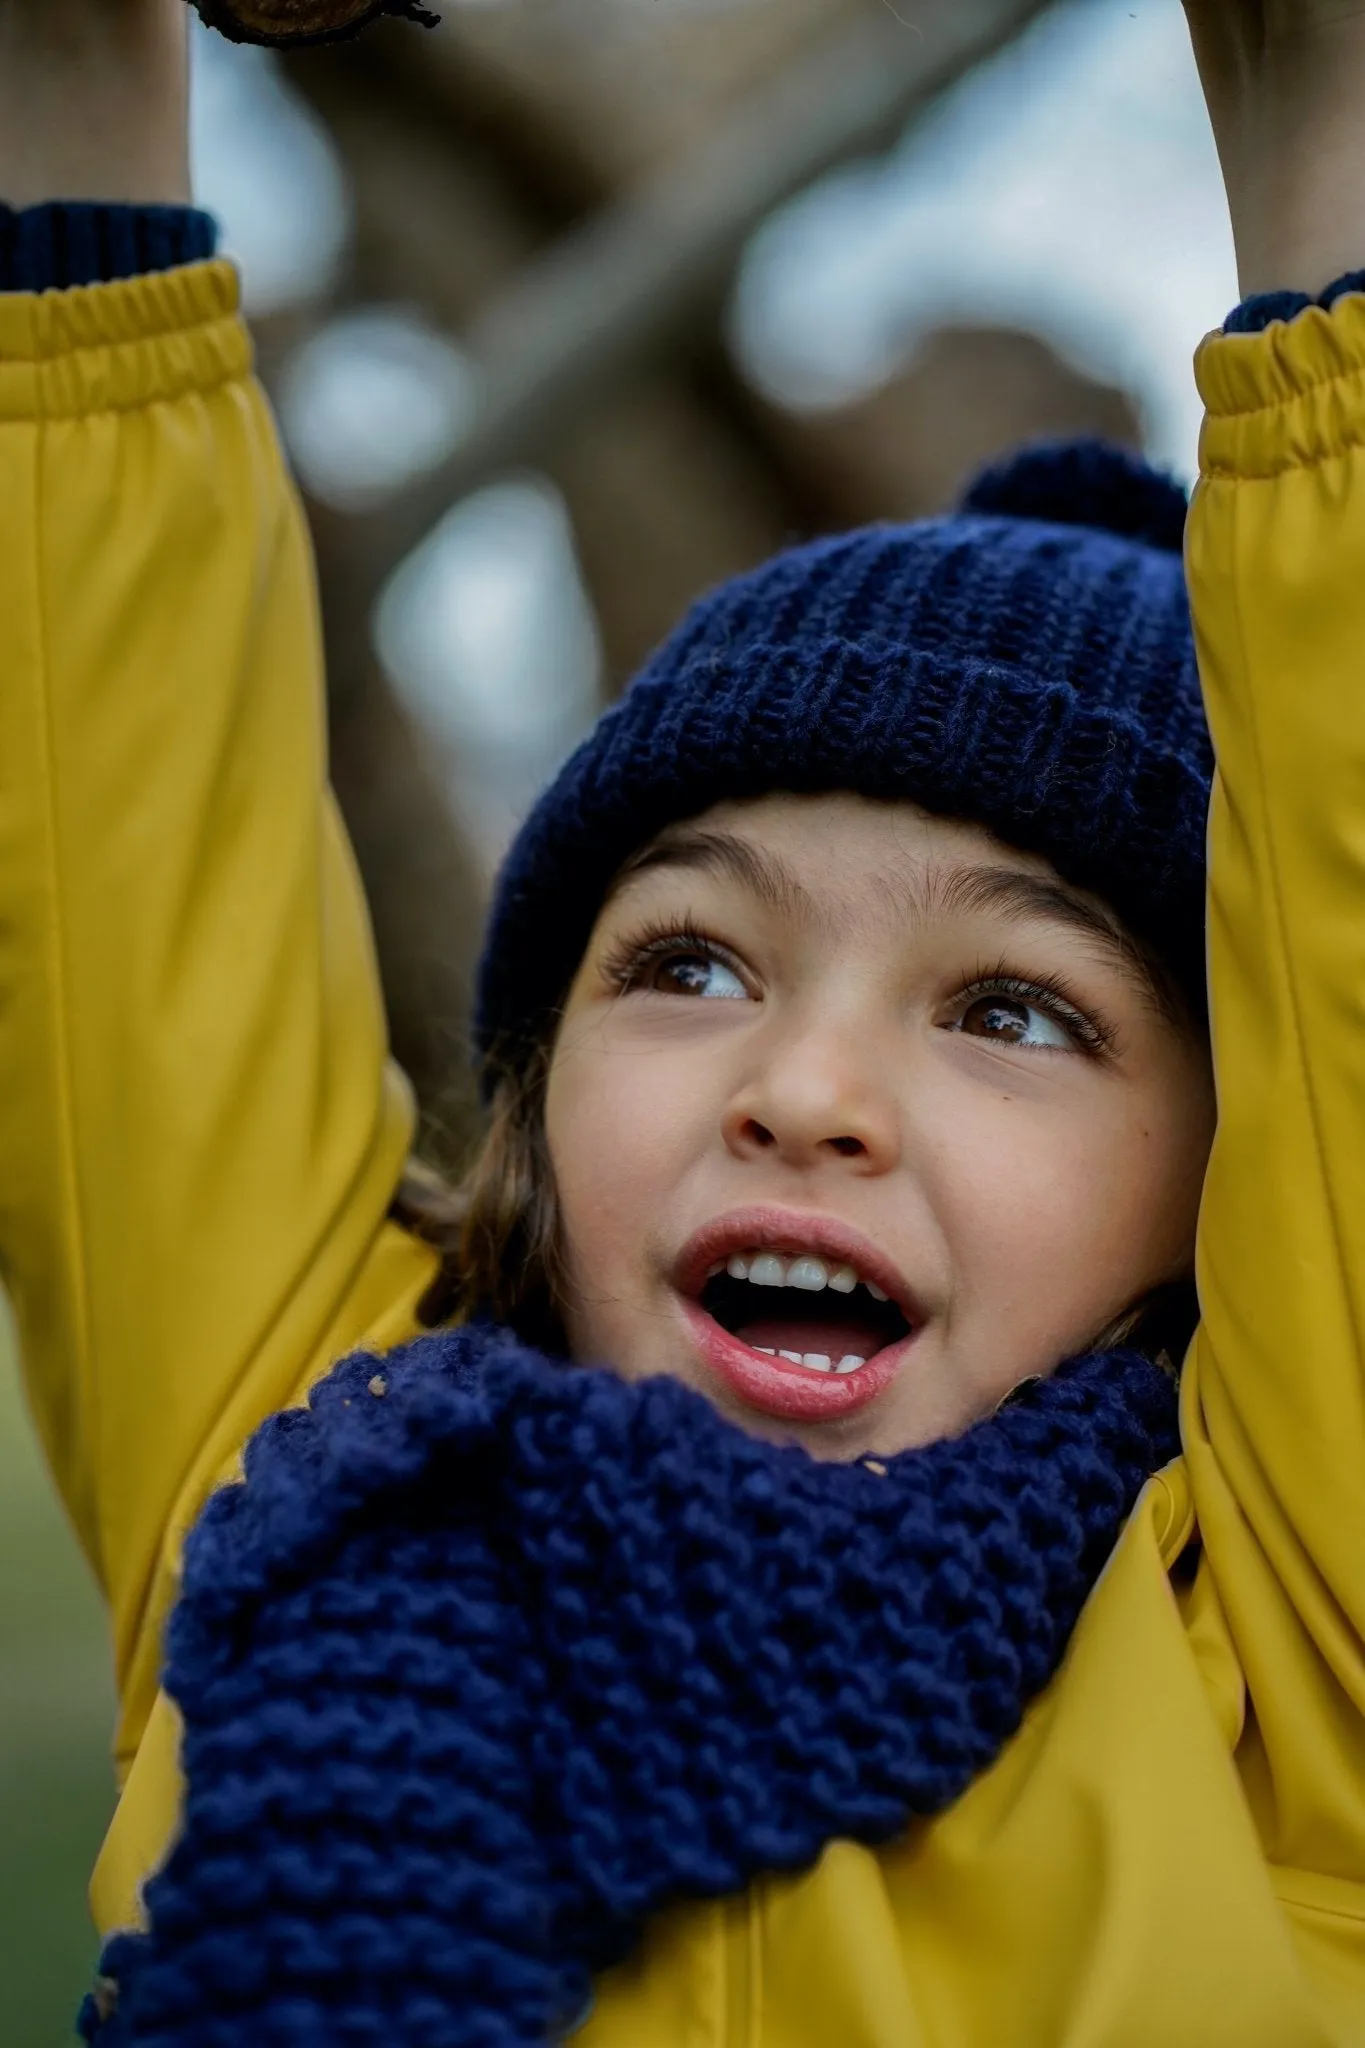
[1225,267,1365,335]
[0,203,218,292]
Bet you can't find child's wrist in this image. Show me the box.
[1186,5,1365,296]
[1232,82,1365,297]
[0,0,190,207]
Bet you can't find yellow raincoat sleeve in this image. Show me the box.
[1186,295,1365,1890]
[0,262,434,1810]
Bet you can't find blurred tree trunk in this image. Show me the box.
[309,500,488,1167]
[268,29,798,1169]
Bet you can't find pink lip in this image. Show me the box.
[672,1205,922,1426]
[681,1299,913,1423]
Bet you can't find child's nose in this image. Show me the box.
[721,1026,901,1175]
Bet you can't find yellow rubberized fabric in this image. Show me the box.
[2,264,1365,2041]
[0,261,433,1923]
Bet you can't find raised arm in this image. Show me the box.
[1181,0,1365,1878]
[1185,0,1365,295]
[0,0,190,206]
[0,0,430,1794]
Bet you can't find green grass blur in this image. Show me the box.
[0,1298,117,2047]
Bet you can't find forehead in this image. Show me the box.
[713,790,1028,865]
[616,792,1075,923]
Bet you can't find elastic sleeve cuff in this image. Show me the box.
[0,203,218,292]
[1225,268,1365,336]
[1196,289,1365,480]
[0,262,247,423]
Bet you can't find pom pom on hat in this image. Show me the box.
[962,438,1188,556]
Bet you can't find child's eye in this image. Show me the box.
[649,950,748,1000]
[955,994,1073,1049]
[946,974,1107,1054]
[605,926,752,1000]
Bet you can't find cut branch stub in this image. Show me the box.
[187,0,438,46]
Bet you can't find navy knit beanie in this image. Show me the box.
[476,440,1210,1076]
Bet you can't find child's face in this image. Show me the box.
[545,792,1214,1460]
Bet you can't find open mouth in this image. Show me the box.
[676,1228,920,1424]
[698,1252,912,1374]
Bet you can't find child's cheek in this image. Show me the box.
[545,1030,703,1359]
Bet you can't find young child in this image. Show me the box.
[2,0,1365,2041]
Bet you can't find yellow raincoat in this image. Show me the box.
[2,259,1365,2045]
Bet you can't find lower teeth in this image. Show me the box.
[751,1347,867,1375]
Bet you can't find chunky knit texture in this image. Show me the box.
[476,441,1210,1078]
[82,1324,1179,2048]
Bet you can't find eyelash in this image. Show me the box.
[600,917,746,995]
[953,962,1116,1057]
[600,924,1116,1055]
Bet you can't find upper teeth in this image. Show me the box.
[715,1250,890,1302]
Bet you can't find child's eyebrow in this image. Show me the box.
[611,829,1171,1017]
[614,828,817,922]
[928,864,1163,1006]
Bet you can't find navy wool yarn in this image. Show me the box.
[1224,266,1365,335]
[477,440,1210,1079]
[0,203,217,292]
[83,1324,1179,2048]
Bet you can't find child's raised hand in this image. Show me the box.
[1183,0,1365,294]
[0,0,190,207]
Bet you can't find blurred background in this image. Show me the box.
[0,0,1237,2037]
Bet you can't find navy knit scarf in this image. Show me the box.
[82,1323,1178,2048]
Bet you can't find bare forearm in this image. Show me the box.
[1186,3,1365,297]
[0,0,190,206]
[1228,11,1365,295]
